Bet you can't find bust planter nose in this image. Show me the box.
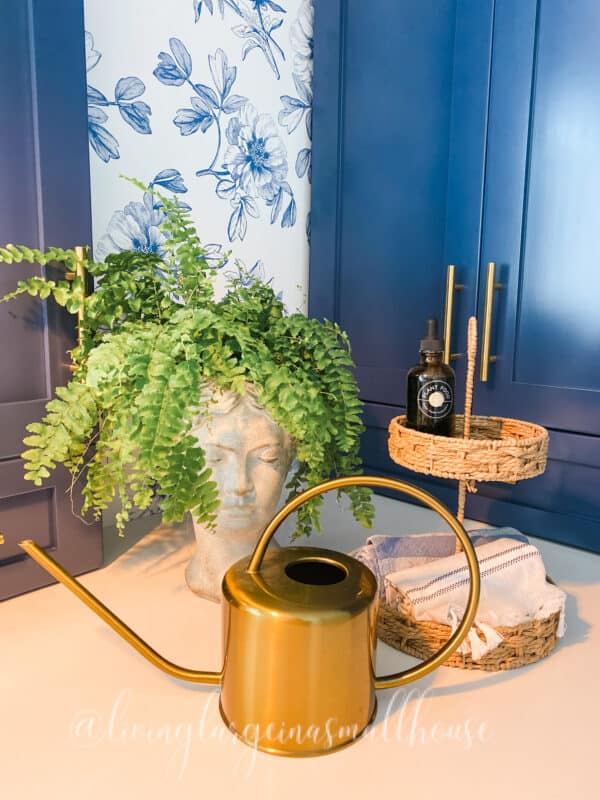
[232,460,254,499]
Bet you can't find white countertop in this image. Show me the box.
[1,495,599,800]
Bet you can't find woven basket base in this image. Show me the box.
[377,605,560,671]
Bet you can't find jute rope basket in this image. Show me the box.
[377,605,562,671]
[388,414,548,485]
[379,317,559,670]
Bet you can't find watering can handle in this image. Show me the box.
[247,475,481,690]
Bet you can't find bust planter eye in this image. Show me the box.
[258,449,281,464]
[205,450,225,465]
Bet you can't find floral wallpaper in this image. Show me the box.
[83,0,313,312]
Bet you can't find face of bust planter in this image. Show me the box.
[192,391,293,540]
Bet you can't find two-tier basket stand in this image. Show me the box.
[381,317,561,670]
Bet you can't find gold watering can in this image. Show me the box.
[16,476,480,757]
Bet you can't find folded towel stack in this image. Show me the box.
[352,529,566,661]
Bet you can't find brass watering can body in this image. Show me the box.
[17,476,481,757]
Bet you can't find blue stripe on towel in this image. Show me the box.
[351,528,529,597]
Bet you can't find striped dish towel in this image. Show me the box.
[351,527,529,601]
[383,537,566,661]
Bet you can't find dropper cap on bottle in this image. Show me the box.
[419,318,444,353]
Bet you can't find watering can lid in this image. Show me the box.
[222,545,377,621]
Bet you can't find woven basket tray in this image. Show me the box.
[377,605,561,671]
[379,317,558,670]
[388,414,549,483]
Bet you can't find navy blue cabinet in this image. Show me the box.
[0,0,103,599]
[310,0,600,551]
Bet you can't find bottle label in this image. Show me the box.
[417,380,453,420]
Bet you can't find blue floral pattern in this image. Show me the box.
[86,1,312,296]
[279,0,312,180]
[96,170,228,272]
[225,258,283,301]
[278,0,312,239]
[96,170,187,258]
[193,0,286,80]
[154,38,295,242]
[85,32,152,162]
[85,1,312,523]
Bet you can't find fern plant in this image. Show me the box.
[0,181,374,538]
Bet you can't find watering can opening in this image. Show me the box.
[11,475,481,757]
[284,557,348,586]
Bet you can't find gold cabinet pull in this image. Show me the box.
[62,245,89,372]
[480,261,504,382]
[443,264,465,364]
[64,245,88,349]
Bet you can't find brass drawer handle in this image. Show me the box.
[64,245,88,349]
[62,245,89,373]
[443,264,464,364]
[480,261,504,382]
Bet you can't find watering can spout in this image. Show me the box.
[17,539,223,686]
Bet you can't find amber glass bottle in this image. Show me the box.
[406,319,455,436]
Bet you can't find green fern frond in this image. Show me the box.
[0,243,77,267]
[22,382,98,485]
[1,178,374,538]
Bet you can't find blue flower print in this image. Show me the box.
[154,40,295,242]
[290,0,313,85]
[96,171,188,259]
[198,242,230,270]
[224,104,287,200]
[154,38,193,86]
[85,31,152,163]
[151,168,189,194]
[87,106,120,164]
[279,1,313,182]
[193,0,286,80]
[96,192,165,259]
[222,104,295,240]
[279,75,311,137]
[295,147,311,180]
[225,258,284,301]
[85,31,101,72]
[155,41,247,174]
[96,171,229,273]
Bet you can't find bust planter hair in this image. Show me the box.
[0,180,374,595]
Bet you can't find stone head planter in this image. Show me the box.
[185,384,295,602]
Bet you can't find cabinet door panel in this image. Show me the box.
[339,0,456,406]
[478,0,600,433]
[0,0,102,599]
[310,0,493,407]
